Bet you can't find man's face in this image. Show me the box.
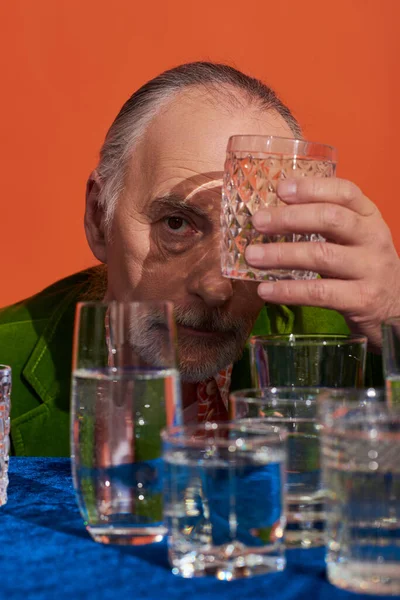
[103,90,293,381]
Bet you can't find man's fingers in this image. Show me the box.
[277,177,378,217]
[245,242,365,280]
[252,203,370,245]
[257,278,371,314]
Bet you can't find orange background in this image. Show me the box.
[1,0,399,307]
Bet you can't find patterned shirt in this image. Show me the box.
[195,365,233,423]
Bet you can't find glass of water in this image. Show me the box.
[382,316,400,406]
[250,334,367,388]
[320,391,400,595]
[221,135,336,281]
[230,387,325,548]
[71,301,181,545]
[162,422,287,579]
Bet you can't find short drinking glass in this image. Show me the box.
[221,135,336,281]
[230,387,324,548]
[71,301,181,545]
[320,392,400,595]
[250,334,367,388]
[162,422,287,579]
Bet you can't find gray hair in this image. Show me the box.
[96,61,301,228]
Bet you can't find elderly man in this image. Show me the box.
[1,62,397,456]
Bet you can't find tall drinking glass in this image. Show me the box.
[230,387,323,548]
[250,334,367,388]
[71,301,181,545]
[382,316,400,406]
[320,391,400,595]
[162,422,287,579]
[221,135,337,281]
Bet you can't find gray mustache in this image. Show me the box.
[173,306,247,334]
[129,306,247,335]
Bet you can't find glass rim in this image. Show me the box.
[249,333,367,347]
[230,387,322,407]
[230,387,385,402]
[226,134,337,160]
[161,422,287,448]
[321,401,400,439]
[317,387,385,404]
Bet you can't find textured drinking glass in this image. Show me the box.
[0,365,11,506]
[320,391,400,595]
[221,135,337,281]
[250,334,367,388]
[162,422,287,579]
[230,387,325,548]
[71,301,181,545]
[382,317,400,406]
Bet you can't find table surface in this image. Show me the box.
[0,457,397,600]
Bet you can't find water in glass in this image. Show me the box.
[163,441,286,579]
[323,417,400,595]
[72,367,180,544]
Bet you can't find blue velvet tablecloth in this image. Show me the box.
[0,457,397,600]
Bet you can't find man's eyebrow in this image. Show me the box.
[148,194,212,219]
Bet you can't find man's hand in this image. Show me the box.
[244,178,400,353]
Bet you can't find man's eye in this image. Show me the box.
[165,216,191,234]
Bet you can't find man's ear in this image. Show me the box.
[84,170,108,264]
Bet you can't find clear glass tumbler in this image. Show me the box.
[250,334,367,388]
[230,387,325,548]
[320,391,400,595]
[221,135,336,281]
[162,422,287,579]
[71,301,181,545]
[0,365,11,506]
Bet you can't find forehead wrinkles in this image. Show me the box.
[158,173,224,218]
[159,171,223,197]
[122,167,224,221]
[185,178,223,201]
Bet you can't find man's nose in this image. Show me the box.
[187,263,234,308]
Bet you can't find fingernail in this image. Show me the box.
[258,282,275,296]
[278,180,297,200]
[252,211,271,229]
[245,246,264,264]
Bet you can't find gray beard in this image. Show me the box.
[176,333,246,382]
[85,266,252,381]
[128,306,250,383]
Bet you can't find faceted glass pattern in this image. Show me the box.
[221,152,336,281]
[0,366,11,506]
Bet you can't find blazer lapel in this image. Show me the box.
[12,287,79,456]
